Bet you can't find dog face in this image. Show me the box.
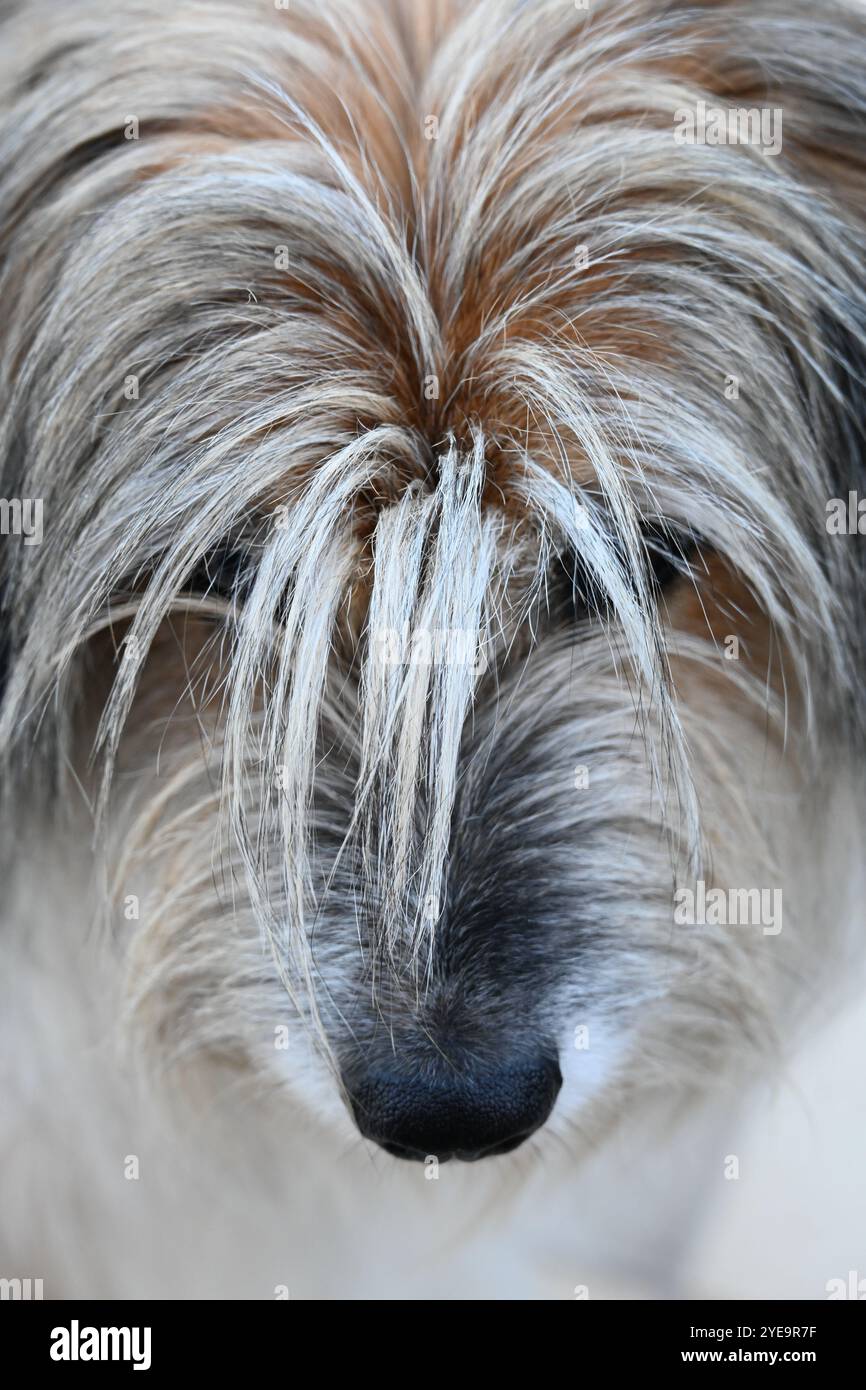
[1,0,865,1165]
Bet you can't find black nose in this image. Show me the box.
[346,1054,562,1161]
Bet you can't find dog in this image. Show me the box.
[1,0,865,1299]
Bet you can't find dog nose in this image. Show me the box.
[346,1054,562,1161]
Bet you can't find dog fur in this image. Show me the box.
[1,0,865,1298]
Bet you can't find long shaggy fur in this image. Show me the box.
[1,0,865,1298]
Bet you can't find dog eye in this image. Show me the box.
[552,547,610,623]
[552,524,700,627]
[642,526,698,593]
[185,544,250,603]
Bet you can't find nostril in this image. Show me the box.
[346,1053,562,1161]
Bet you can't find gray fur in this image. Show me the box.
[0,0,865,1209]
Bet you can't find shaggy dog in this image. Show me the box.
[1,0,865,1298]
